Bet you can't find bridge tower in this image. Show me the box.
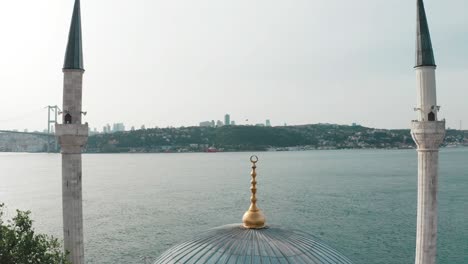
[55,0,88,263]
[46,105,59,153]
[411,1,446,264]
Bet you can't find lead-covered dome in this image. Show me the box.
[154,224,353,264]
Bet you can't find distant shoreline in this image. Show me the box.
[1,145,467,155]
[1,124,467,153]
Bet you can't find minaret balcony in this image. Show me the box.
[411,121,446,150]
[55,123,88,153]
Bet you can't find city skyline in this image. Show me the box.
[1,0,467,132]
[4,112,468,133]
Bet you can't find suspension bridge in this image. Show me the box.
[0,106,60,153]
[0,130,52,137]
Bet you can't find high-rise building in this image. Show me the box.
[265,120,271,127]
[224,114,231,126]
[216,120,224,127]
[89,128,98,136]
[199,121,214,127]
[411,1,446,264]
[112,123,125,132]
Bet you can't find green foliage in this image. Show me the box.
[0,203,70,264]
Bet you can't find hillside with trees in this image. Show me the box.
[86,124,468,153]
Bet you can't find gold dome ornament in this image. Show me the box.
[242,155,266,229]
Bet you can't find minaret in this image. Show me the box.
[411,1,446,264]
[55,0,88,263]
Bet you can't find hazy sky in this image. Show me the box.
[0,0,467,131]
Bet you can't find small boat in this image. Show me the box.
[205,147,219,153]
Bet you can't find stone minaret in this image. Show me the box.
[411,1,446,264]
[55,0,88,263]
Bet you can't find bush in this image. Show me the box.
[0,203,70,264]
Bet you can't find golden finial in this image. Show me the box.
[242,155,266,229]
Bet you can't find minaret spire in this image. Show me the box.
[415,0,436,67]
[64,0,84,70]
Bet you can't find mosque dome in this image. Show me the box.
[154,156,353,264]
[154,224,353,264]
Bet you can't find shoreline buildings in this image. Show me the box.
[55,0,88,263]
[411,1,446,264]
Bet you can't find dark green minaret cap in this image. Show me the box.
[63,0,84,70]
[415,0,436,68]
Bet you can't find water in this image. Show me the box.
[0,149,467,264]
